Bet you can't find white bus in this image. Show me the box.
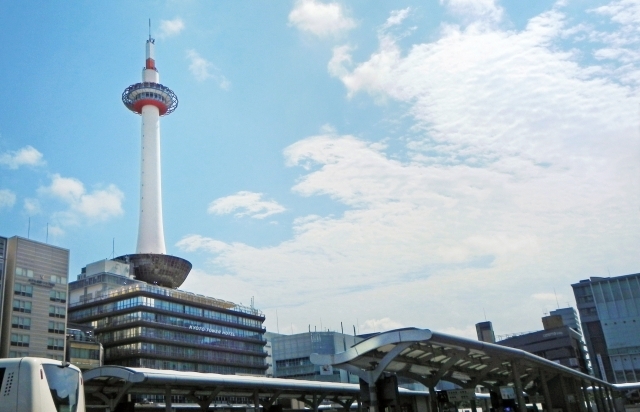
[0,357,85,412]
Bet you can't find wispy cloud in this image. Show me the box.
[186,50,230,89]
[0,189,16,209]
[440,0,503,23]
[158,18,185,38]
[39,174,124,224]
[208,191,286,219]
[23,198,40,215]
[0,145,44,169]
[382,8,411,30]
[178,4,640,336]
[289,0,356,38]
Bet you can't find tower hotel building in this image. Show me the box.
[67,34,267,375]
[67,260,267,374]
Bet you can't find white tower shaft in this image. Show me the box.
[137,40,166,254]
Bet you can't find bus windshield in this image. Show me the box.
[42,364,80,412]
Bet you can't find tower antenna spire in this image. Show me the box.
[148,18,151,41]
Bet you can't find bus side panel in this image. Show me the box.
[16,359,35,412]
[0,363,20,412]
[17,359,58,412]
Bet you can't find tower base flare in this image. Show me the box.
[115,253,192,289]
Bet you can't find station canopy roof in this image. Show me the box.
[310,328,618,391]
[83,365,427,411]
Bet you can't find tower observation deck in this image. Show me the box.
[118,35,191,288]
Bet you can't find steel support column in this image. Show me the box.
[592,382,604,412]
[540,370,553,412]
[581,381,593,412]
[470,398,478,412]
[165,386,172,412]
[429,386,438,412]
[559,376,572,412]
[605,387,615,412]
[512,362,527,412]
[598,385,610,412]
[573,379,587,412]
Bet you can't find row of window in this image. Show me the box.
[13,299,31,313]
[49,321,66,334]
[47,338,64,351]
[71,296,262,329]
[117,357,264,375]
[135,91,168,104]
[106,342,266,367]
[98,326,265,353]
[10,334,29,347]
[14,283,33,297]
[69,347,101,360]
[275,357,312,368]
[78,311,263,341]
[13,284,67,302]
[15,267,67,284]
[49,306,66,318]
[9,351,29,358]
[12,316,30,330]
[69,273,129,290]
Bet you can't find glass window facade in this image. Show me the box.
[68,273,267,375]
[572,274,640,383]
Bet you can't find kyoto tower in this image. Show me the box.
[117,32,191,288]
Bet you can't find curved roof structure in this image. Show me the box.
[311,328,611,389]
[310,328,629,412]
[83,366,428,412]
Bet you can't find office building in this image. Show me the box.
[68,259,267,375]
[271,331,362,383]
[550,307,583,334]
[497,313,589,374]
[0,236,70,360]
[572,274,640,383]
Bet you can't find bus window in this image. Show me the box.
[42,365,80,412]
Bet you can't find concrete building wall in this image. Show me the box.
[0,236,69,360]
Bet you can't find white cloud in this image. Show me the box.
[177,6,640,337]
[158,18,184,38]
[532,293,561,302]
[39,174,124,224]
[359,317,404,334]
[382,8,411,30]
[0,189,16,208]
[23,198,40,215]
[208,191,286,219]
[0,145,44,169]
[47,225,65,238]
[440,0,504,23]
[288,0,356,38]
[186,50,230,89]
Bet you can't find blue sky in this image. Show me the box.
[1,0,639,338]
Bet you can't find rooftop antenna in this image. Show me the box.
[554,288,560,309]
[149,18,152,41]
[483,308,487,321]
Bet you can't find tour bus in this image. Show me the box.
[0,357,85,412]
